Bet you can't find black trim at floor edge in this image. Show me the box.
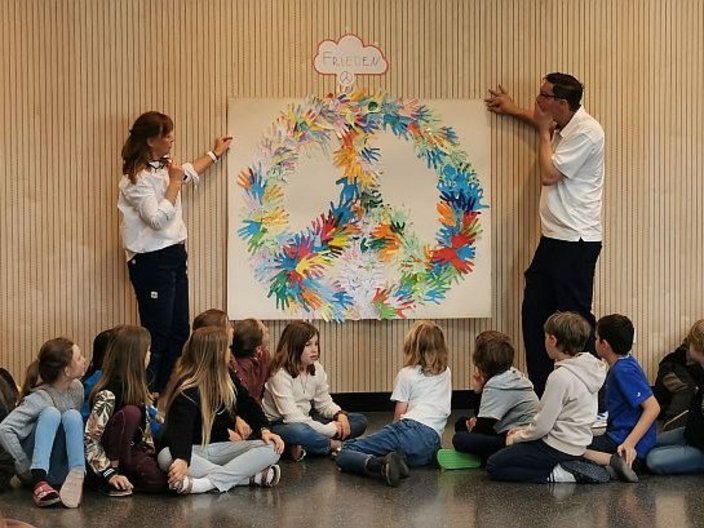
[332,390,477,413]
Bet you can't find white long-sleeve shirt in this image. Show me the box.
[262,362,341,438]
[117,163,199,260]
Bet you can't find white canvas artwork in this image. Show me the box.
[227,92,491,321]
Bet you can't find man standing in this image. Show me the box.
[485,73,604,397]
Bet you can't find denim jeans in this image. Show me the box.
[270,412,367,456]
[336,418,441,475]
[25,407,85,485]
[646,427,704,474]
[158,440,279,492]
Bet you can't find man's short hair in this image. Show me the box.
[545,72,584,111]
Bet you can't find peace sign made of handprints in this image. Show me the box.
[237,89,486,321]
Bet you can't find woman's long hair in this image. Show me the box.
[89,325,152,407]
[121,111,173,183]
[162,327,235,446]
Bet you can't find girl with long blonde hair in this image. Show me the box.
[158,327,283,494]
[336,321,452,486]
[84,325,168,496]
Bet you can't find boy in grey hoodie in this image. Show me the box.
[452,331,539,461]
[486,312,607,483]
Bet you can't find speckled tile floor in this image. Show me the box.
[2,412,704,528]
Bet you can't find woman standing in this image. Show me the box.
[118,111,232,393]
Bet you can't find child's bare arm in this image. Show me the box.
[393,401,409,422]
[618,395,660,466]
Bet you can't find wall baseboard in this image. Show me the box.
[332,390,477,412]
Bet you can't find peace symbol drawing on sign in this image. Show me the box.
[338,70,355,87]
[236,89,487,321]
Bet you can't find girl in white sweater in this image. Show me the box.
[262,321,367,460]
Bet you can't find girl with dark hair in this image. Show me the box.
[80,328,116,421]
[117,111,232,394]
[232,318,272,405]
[262,321,367,461]
[0,338,87,507]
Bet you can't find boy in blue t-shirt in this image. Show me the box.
[583,314,660,482]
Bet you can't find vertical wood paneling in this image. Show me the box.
[1,0,703,392]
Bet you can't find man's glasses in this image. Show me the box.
[538,91,565,100]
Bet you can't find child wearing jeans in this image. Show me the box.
[647,319,704,474]
[0,338,87,507]
[263,321,367,460]
[158,327,284,494]
[582,314,660,482]
[487,312,607,483]
[336,321,452,487]
[451,331,539,462]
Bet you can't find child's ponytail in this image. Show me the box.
[20,360,41,398]
[20,337,75,397]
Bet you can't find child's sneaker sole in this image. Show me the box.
[381,453,402,487]
[560,460,610,484]
[59,469,84,508]
[436,449,482,470]
[609,454,639,483]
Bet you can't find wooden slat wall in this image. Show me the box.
[1,0,702,391]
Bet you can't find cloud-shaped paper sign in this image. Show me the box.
[314,34,388,87]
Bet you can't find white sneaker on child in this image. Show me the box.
[548,464,577,483]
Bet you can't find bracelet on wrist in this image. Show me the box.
[207,150,219,163]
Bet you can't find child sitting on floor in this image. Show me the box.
[0,338,87,507]
[158,327,284,493]
[336,321,451,486]
[0,367,20,491]
[486,312,608,483]
[231,318,271,406]
[448,331,539,465]
[582,314,659,482]
[84,325,168,496]
[263,321,367,460]
[647,319,704,475]
[80,328,116,421]
[653,338,703,430]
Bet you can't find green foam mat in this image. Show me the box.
[436,448,482,470]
